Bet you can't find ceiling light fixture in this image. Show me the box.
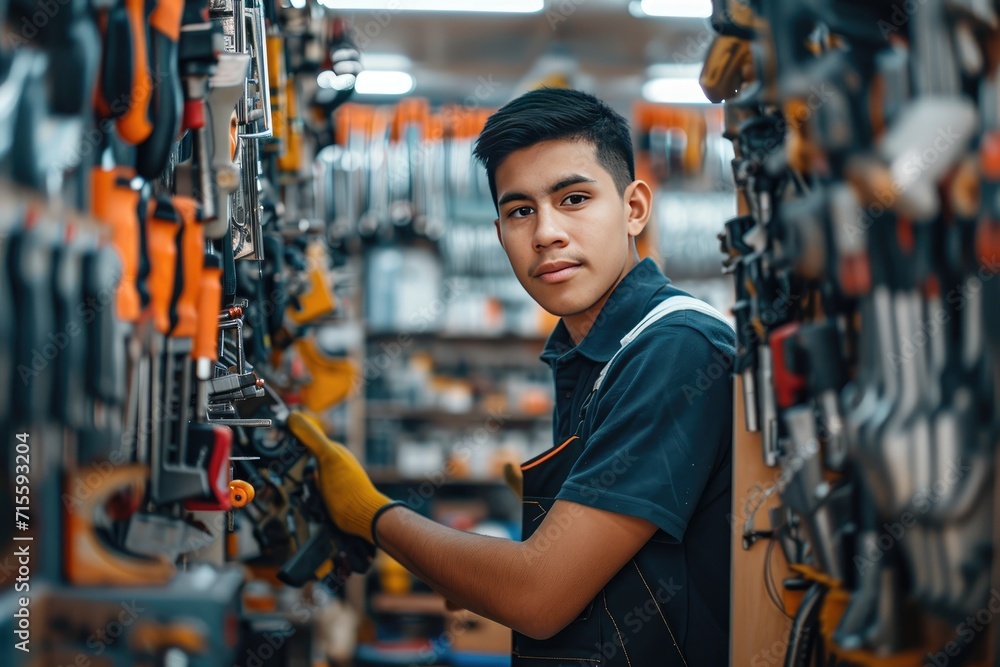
[321,0,544,13]
[641,77,713,105]
[630,0,711,18]
[362,53,413,70]
[354,70,415,96]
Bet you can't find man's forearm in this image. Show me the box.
[371,500,658,640]
[374,505,542,636]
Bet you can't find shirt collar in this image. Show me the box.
[541,258,671,366]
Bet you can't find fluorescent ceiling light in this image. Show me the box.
[631,0,711,18]
[321,0,543,12]
[362,53,413,70]
[354,70,415,95]
[642,77,713,105]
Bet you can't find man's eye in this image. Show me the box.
[564,194,588,206]
[510,206,533,218]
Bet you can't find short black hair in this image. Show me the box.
[473,88,635,209]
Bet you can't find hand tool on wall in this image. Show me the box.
[92,167,144,322]
[174,19,228,235]
[204,51,251,239]
[49,231,90,435]
[7,220,58,425]
[149,196,237,509]
[275,462,375,589]
[136,0,185,180]
[230,413,374,590]
[101,0,154,145]
[65,463,176,586]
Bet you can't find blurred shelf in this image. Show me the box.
[365,330,549,345]
[365,405,550,426]
[369,592,447,616]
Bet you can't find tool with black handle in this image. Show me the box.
[276,463,375,589]
[136,0,184,180]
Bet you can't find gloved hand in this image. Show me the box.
[287,411,393,544]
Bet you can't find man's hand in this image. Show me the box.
[287,411,392,543]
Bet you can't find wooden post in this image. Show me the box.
[730,375,793,665]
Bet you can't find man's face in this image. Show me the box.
[493,139,649,322]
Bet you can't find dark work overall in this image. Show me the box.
[511,297,731,667]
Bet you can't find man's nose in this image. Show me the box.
[533,207,568,250]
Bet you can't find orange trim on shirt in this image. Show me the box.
[521,436,579,472]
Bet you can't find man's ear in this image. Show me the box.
[494,218,504,249]
[623,180,653,238]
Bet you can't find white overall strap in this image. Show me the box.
[591,295,734,396]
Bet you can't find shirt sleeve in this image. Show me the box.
[555,311,735,542]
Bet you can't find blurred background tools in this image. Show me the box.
[708,0,1000,664]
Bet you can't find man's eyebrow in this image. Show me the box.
[496,175,597,210]
[497,191,528,209]
[549,174,597,193]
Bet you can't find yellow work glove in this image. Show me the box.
[287,412,399,545]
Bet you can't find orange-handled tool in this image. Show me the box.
[192,214,221,423]
[194,252,222,363]
[91,167,142,322]
[136,0,184,179]
[116,0,154,144]
[169,196,203,339]
[278,76,303,173]
[266,33,287,155]
[146,197,180,335]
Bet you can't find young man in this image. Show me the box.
[290,88,735,665]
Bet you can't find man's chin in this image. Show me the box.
[537,298,593,319]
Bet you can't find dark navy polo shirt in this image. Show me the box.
[540,257,735,659]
